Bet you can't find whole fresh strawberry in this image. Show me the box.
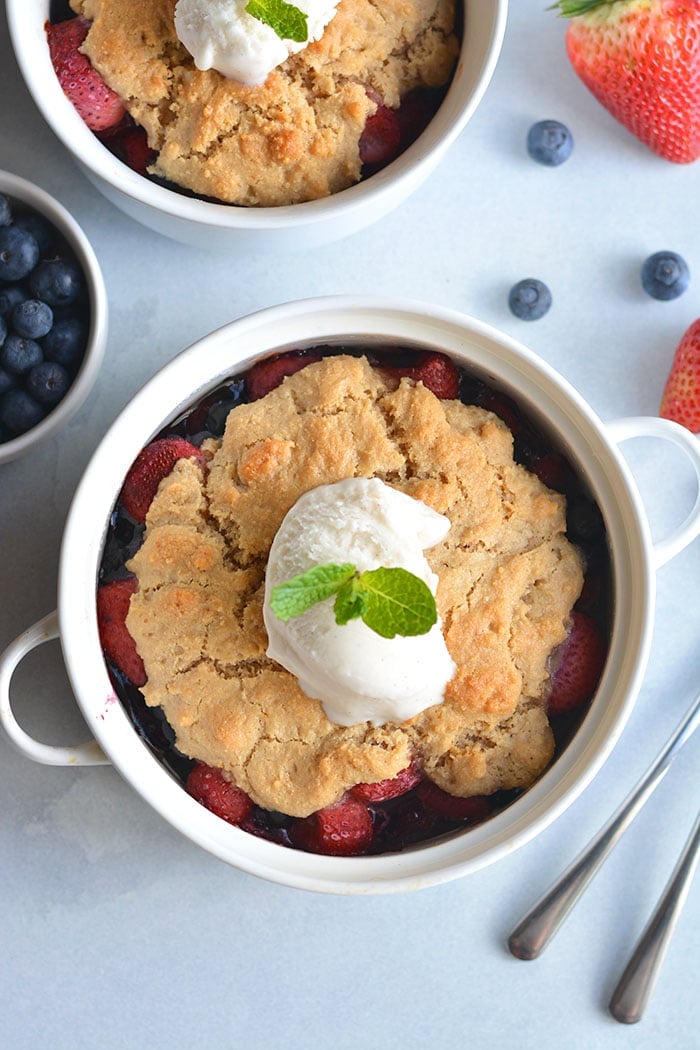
[552,0,700,163]
[660,317,700,431]
[46,17,126,133]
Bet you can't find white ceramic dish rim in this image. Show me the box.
[3,296,700,894]
[6,0,508,233]
[0,168,108,464]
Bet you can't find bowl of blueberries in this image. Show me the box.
[0,169,107,463]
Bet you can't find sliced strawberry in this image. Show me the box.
[102,124,155,176]
[381,351,460,400]
[185,763,254,826]
[416,781,492,823]
[120,438,206,524]
[360,104,402,166]
[547,610,607,717]
[245,350,322,402]
[96,577,146,685]
[350,758,422,804]
[289,796,374,856]
[46,17,126,133]
[660,317,700,433]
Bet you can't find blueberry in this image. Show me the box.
[26,361,70,406]
[0,334,44,376]
[508,278,552,320]
[0,366,17,395]
[0,194,11,227]
[0,225,40,282]
[526,120,574,166]
[29,257,83,307]
[43,315,87,370]
[13,211,55,257]
[0,314,6,348]
[640,251,690,300]
[0,284,29,319]
[12,299,54,339]
[0,388,45,436]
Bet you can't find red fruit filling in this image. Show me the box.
[101,124,156,176]
[547,611,607,717]
[186,763,254,826]
[380,350,460,399]
[289,797,374,856]
[350,758,422,804]
[120,437,206,525]
[416,781,493,823]
[96,577,146,686]
[46,17,126,133]
[359,104,402,166]
[245,350,323,402]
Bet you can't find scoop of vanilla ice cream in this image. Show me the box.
[174,0,339,86]
[263,478,456,726]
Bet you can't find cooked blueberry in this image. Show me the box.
[508,278,552,320]
[526,120,574,166]
[0,388,45,435]
[13,211,55,257]
[0,194,11,227]
[26,361,70,405]
[0,366,17,395]
[12,299,54,340]
[0,284,28,319]
[0,226,40,282]
[640,251,690,300]
[29,257,83,307]
[0,334,44,376]
[43,315,87,370]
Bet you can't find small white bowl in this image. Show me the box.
[0,169,107,465]
[2,297,700,893]
[6,1,507,252]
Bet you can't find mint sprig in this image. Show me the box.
[245,0,309,43]
[269,563,438,639]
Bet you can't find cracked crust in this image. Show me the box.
[126,355,584,816]
[70,0,459,205]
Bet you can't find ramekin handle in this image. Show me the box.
[606,416,700,570]
[0,610,108,766]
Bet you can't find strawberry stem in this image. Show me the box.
[549,0,620,16]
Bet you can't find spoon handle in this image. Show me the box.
[508,688,700,961]
[609,809,700,1024]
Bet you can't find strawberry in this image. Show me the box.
[359,104,402,166]
[46,17,126,133]
[185,763,254,826]
[245,350,322,401]
[552,1,700,163]
[96,577,146,685]
[415,781,492,823]
[547,610,607,716]
[103,124,156,176]
[381,351,460,399]
[289,797,374,855]
[350,758,422,804]
[660,317,700,432]
[120,437,206,524]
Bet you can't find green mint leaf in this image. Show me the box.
[333,577,367,626]
[269,562,355,621]
[245,0,309,43]
[357,567,437,639]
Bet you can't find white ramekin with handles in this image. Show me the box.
[7,1,507,252]
[2,297,699,894]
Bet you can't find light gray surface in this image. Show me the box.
[1,3,698,1048]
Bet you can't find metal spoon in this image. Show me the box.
[609,808,700,1024]
[508,686,700,961]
